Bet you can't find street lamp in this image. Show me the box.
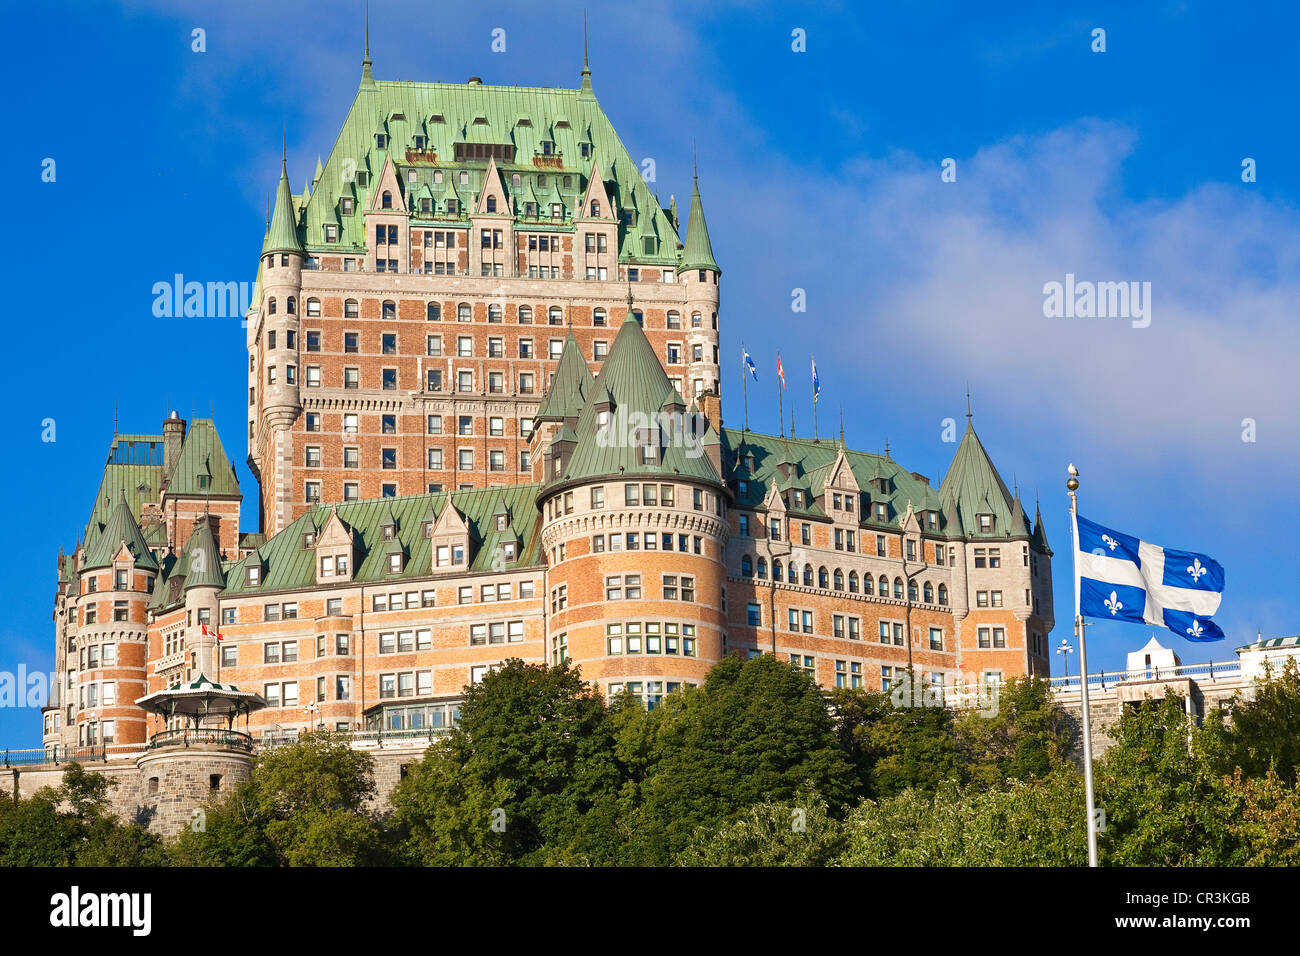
[1056,638,1075,682]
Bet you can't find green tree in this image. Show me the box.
[838,769,1086,866]
[629,654,857,862]
[675,789,846,866]
[1094,693,1241,866]
[1211,659,1300,784]
[171,731,385,866]
[957,676,1075,789]
[390,658,622,866]
[1224,768,1300,866]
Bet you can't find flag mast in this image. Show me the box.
[811,354,819,442]
[741,341,750,433]
[1068,463,1100,867]
[777,349,785,438]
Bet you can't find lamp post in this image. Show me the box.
[1056,638,1075,683]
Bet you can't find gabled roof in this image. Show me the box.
[221,485,544,596]
[721,429,948,529]
[550,312,723,490]
[938,421,1028,539]
[82,493,158,572]
[165,419,240,498]
[534,331,593,422]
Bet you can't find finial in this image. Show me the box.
[965,385,972,423]
[884,436,890,458]
[791,403,796,439]
[583,9,589,70]
[566,303,572,329]
[265,192,270,227]
[839,406,845,446]
[282,126,287,170]
[365,0,370,60]
[693,140,698,187]
[625,281,634,311]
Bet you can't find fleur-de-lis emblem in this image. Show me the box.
[1187,558,1206,582]
[1101,534,1118,551]
[1187,619,1205,638]
[1104,591,1123,616]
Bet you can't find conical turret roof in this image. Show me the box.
[679,176,719,273]
[267,158,304,256]
[535,331,593,422]
[82,492,158,571]
[181,520,225,590]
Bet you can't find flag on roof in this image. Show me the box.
[777,353,785,389]
[742,345,758,381]
[811,356,821,404]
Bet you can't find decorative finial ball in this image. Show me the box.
[1066,477,1079,492]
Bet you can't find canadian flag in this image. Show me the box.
[201,624,224,642]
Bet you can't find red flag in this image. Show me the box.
[777,354,786,389]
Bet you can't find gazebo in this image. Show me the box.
[135,674,267,751]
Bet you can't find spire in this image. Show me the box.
[267,149,304,256]
[182,520,225,591]
[624,281,636,322]
[578,10,594,99]
[1032,494,1051,552]
[313,154,323,188]
[679,154,720,274]
[535,331,594,423]
[965,386,973,428]
[360,0,376,90]
[83,492,159,572]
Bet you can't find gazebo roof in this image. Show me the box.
[135,673,268,720]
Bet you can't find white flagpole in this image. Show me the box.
[1068,463,1100,867]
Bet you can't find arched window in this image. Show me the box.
[879,575,889,596]
[863,573,872,595]
[593,308,606,327]
[382,300,396,320]
[345,299,359,318]
[549,306,563,325]
[818,567,829,589]
[772,560,782,582]
[458,303,472,322]
[741,555,753,578]
[803,565,814,587]
[487,196,497,213]
[306,297,321,317]
[923,581,934,604]
[908,579,918,602]
[382,191,393,209]
[286,296,296,314]
[938,584,949,606]
[833,569,844,591]
[268,297,277,315]
[894,577,904,600]
[427,302,440,321]
[756,557,767,580]
[518,305,533,324]
[848,571,859,593]
[488,304,503,323]
[590,200,600,216]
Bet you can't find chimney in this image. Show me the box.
[163,411,186,478]
[698,389,723,432]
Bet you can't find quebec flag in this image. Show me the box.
[1075,514,1226,642]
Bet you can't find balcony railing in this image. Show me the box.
[1047,659,1242,694]
[147,728,254,752]
[3,744,141,767]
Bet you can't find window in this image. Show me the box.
[929,627,944,651]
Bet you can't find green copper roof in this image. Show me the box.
[267,160,304,256]
[549,313,723,490]
[165,419,241,498]
[181,521,226,590]
[221,485,543,596]
[679,179,719,273]
[83,493,159,572]
[721,429,947,529]
[299,73,682,263]
[534,331,593,422]
[938,422,1031,539]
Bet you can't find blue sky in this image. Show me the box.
[2,0,1297,745]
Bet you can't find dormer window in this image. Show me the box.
[502,541,516,562]
[376,133,387,148]
[382,524,396,541]
[793,490,804,507]
[388,553,403,573]
[590,200,600,216]
[541,140,554,155]
[459,171,469,186]
[874,503,887,521]
[382,191,393,210]
[737,480,748,495]
[495,515,507,532]
[423,521,434,538]
[978,514,994,533]
[580,142,591,158]
[197,475,210,490]
[302,532,316,549]
[446,199,458,215]
[246,566,261,586]
[414,135,426,150]
[487,197,497,213]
